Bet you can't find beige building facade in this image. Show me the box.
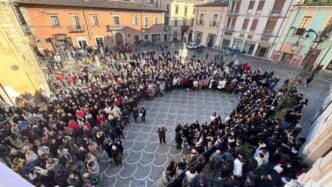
[0,0,49,104]
[192,1,228,47]
[295,86,332,186]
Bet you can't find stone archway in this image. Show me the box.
[115,33,124,46]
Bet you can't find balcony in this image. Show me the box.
[209,21,219,27]
[225,26,235,31]
[293,28,306,36]
[196,20,204,25]
[270,10,282,16]
[230,10,239,15]
[106,24,125,31]
[261,36,271,42]
[263,29,274,36]
[68,25,85,33]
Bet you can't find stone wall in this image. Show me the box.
[0,0,49,103]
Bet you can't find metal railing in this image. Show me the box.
[209,21,219,27]
[67,25,85,32]
[196,20,204,25]
[106,24,124,31]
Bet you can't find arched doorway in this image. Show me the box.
[173,31,178,42]
[207,34,215,47]
[115,33,124,46]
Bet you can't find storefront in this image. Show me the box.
[243,42,255,55]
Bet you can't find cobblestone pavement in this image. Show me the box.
[99,90,238,187]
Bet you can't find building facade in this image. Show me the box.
[192,1,228,47]
[167,0,196,42]
[295,86,332,187]
[271,1,332,70]
[220,0,295,58]
[14,0,164,53]
[0,0,49,104]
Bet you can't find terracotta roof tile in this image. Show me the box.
[15,0,165,12]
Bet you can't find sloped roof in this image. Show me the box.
[15,0,165,12]
[196,0,228,7]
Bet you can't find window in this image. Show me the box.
[257,1,265,11]
[264,18,277,33]
[251,19,258,31]
[184,6,188,16]
[248,1,255,10]
[114,16,120,25]
[272,0,286,13]
[133,16,138,25]
[154,17,158,24]
[199,13,204,24]
[175,5,179,14]
[92,15,99,26]
[235,2,241,13]
[50,16,60,26]
[212,14,218,26]
[242,19,249,30]
[72,15,80,26]
[299,16,312,28]
[174,20,178,27]
[322,17,332,36]
[231,16,237,28]
[213,14,218,23]
[144,16,148,27]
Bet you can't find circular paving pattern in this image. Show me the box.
[99,89,238,187]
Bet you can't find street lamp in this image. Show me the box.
[277,28,330,109]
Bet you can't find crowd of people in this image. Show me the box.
[0,44,309,187]
[156,65,309,186]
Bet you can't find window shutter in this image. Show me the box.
[248,1,255,9]
[235,2,241,12]
[273,0,286,11]
[265,18,277,32]
[242,19,249,30]
[257,1,265,10]
[251,19,258,31]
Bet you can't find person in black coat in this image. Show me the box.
[175,131,183,150]
[132,107,139,123]
[139,107,146,123]
[157,124,167,144]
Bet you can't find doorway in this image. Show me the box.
[77,38,87,49]
[301,48,322,66]
[134,35,140,44]
[115,33,124,46]
[95,37,104,48]
[281,53,294,63]
[243,43,255,55]
[256,45,270,57]
[207,34,216,47]
[326,59,332,71]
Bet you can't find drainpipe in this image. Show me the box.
[215,6,224,48]
[82,8,92,41]
[268,0,296,58]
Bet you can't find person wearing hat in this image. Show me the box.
[157,124,167,144]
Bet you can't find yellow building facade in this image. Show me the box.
[168,0,197,41]
[192,1,228,47]
[0,0,49,104]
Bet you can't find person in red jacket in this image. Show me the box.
[68,120,78,130]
